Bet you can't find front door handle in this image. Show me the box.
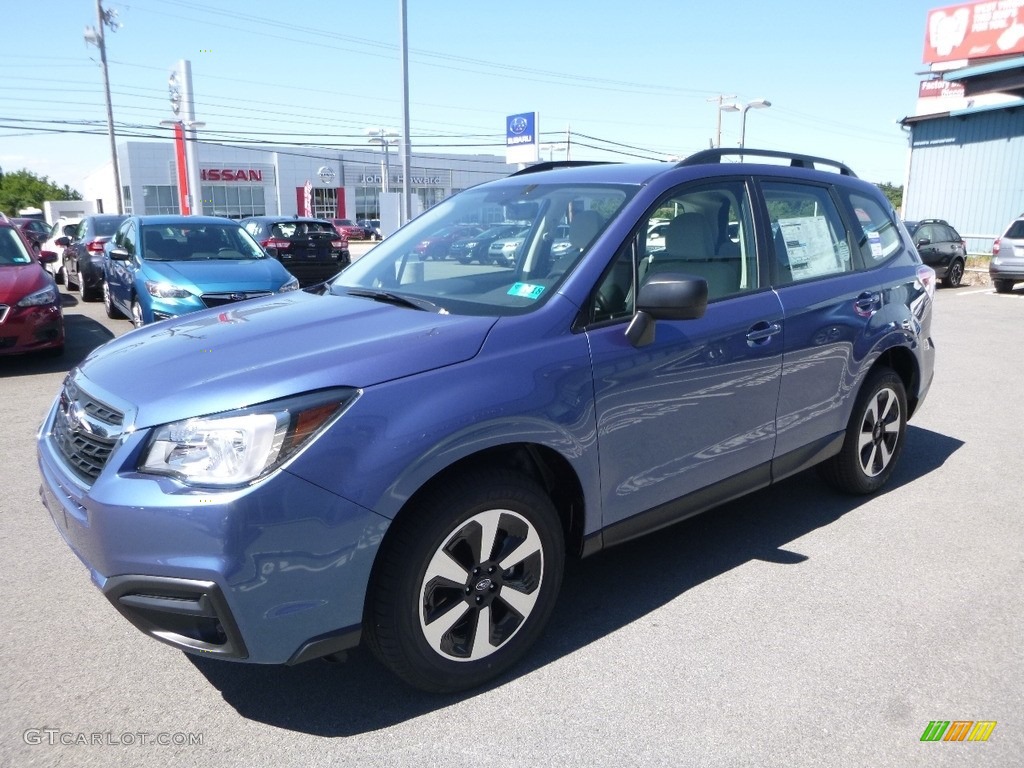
[746,320,782,345]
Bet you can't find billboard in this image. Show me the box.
[505,112,539,164]
[924,1,1024,63]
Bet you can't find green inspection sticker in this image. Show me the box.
[507,282,545,300]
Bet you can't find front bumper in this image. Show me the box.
[0,305,64,355]
[37,394,389,664]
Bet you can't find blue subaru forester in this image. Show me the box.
[37,150,935,692]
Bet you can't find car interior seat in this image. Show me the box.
[142,229,166,259]
[547,210,605,277]
[645,212,739,299]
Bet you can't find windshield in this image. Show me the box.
[330,181,633,316]
[0,228,33,264]
[140,223,267,262]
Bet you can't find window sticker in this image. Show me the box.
[778,216,845,279]
[508,282,545,300]
[868,231,883,258]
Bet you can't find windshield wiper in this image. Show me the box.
[345,288,441,312]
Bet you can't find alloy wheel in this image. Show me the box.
[419,508,543,662]
[856,386,901,477]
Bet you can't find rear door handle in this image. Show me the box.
[746,320,782,345]
[854,291,882,316]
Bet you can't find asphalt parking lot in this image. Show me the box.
[1,276,1021,767]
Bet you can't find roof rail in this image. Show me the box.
[510,160,616,177]
[677,148,857,177]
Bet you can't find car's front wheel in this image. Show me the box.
[103,280,125,319]
[943,258,964,288]
[821,368,907,495]
[365,469,565,693]
[131,299,145,328]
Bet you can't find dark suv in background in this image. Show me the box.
[241,216,350,287]
[906,219,966,288]
[60,214,129,301]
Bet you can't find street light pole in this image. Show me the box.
[739,99,771,149]
[85,0,123,214]
[367,129,399,195]
[399,0,412,225]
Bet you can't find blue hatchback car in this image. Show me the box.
[38,150,935,692]
[102,215,299,326]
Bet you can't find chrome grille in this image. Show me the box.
[200,291,271,308]
[49,378,125,484]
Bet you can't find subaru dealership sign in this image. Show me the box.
[506,112,539,164]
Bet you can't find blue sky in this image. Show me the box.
[1,0,943,193]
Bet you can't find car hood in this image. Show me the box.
[76,290,498,428]
[0,264,50,303]
[143,258,291,291]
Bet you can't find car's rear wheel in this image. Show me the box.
[993,279,1014,294]
[365,469,565,693]
[942,258,964,288]
[81,280,101,302]
[821,368,907,495]
[103,281,125,319]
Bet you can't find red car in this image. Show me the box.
[0,218,64,356]
[331,218,369,240]
[10,217,51,254]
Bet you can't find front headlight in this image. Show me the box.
[140,388,357,487]
[17,285,58,307]
[145,280,192,298]
[279,276,300,292]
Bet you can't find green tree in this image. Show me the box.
[876,182,903,211]
[0,168,82,214]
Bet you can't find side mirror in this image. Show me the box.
[38,251,58,265]
[626,273,708,347]
[55,236,71,247]
[62,225,77,237]
[915,238,931,247]
[108,247,131,261]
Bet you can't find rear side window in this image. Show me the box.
[761,181,853,285]
[1004,219,1024,239]
[842,191,902,264]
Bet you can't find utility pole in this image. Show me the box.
[707,94,736,149]
[86,0,123,214]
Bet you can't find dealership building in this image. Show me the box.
[901,0,1024,253]
[83,140,516,228]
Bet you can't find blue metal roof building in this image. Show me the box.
[901,58,1024,254]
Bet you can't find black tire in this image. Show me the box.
[942,259,964,288]
[364,469,565,693]
[993,279,1014,294]
[81,281,101,302]
[820,368,907,495]
[65,266,78,292]
[103,280,125,319]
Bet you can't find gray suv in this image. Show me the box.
[991,215,1024,293]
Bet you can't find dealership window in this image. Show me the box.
[122,186,133,214]
[200,185,266,219]
[142,185,180,215]
[311,188,337,219]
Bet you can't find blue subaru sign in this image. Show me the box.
[505,111,539,164]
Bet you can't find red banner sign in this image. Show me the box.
[925,1,1024,63]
